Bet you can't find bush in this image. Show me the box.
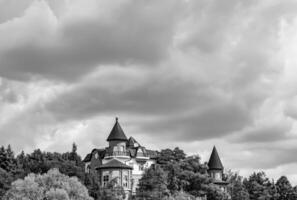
[3,168,93,200]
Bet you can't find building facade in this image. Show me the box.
[83,118,157,196]
[83,118,229,198]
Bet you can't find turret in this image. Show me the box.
[208,146,224,181]
[106,117,128,156]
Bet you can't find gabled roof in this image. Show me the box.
[208,146,224,170]
[128,148,137,157]
[107,117,128,142]
[96,159,133,170]
[127,136,140,147]
[83,148,106,162]
[83,153,92,162]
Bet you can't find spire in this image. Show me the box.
[208,146,224,170]
[107,117,128,142]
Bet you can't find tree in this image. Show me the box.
[84,173,101,199]
[232,179,250,200]
[276,176,294,200]
[180,155,207,174]
[225,171,249,200]
[0,145,17,173]
[164,191,196,200]
[99,178,126,200]
[157,147,186,166]
[204,183,229,200]
[243,172,277,200]
[292,186,297,199]
[0,168,14,198]
[137,164,169,199]
[3,168,93,200]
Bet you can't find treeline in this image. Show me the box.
[1,145,297,200]
[0,143,90,198]
[137,147,228,200]
[137,147,297,200]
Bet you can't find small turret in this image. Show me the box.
[106,117,128,156]
[208,146,224,181]
[107,117,128,142]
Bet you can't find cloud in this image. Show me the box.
[231,121,292,143]
[0,0,182,81]
[0,0,32,23]
[138,103,251,141]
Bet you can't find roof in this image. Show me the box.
[208,146,224,170]
[107,117,128,142]
[128,148,137,157]
[96,159,133,170]
[82,148,106,162]
[127,137,140,147]
[83,153,92,162]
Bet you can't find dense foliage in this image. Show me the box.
[137,148,228,200]
[0,143,87,199]
[1,144,297,200]
[3,168,93,200]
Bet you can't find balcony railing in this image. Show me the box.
[105,151,130,157]
[136,152,146,157]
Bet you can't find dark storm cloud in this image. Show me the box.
[45,69,216,121]
[139,103,251,141]
[43,67,252,141]
[237,145,297,169]
[231,122,292,143]
[0,0,182,81]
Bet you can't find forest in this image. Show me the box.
[0,144,297,200]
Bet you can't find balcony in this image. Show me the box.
[105,150,130,158]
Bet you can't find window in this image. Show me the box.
[85,164,90,174]
[118,145,124,152]
[215,172,221,180]
[103,175,109,186]
[123,175,128,187]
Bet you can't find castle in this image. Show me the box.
[83,118,228,197]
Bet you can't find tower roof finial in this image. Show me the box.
[107,117,127,142]
[208,146,224,170]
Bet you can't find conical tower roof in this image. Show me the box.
[107,117,128,142]
[208,146,224,170]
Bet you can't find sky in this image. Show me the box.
[1,0,297,184]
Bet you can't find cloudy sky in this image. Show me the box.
[1,0,297,183]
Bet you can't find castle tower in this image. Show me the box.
[106,117,128,157]
[208,146,224,181]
